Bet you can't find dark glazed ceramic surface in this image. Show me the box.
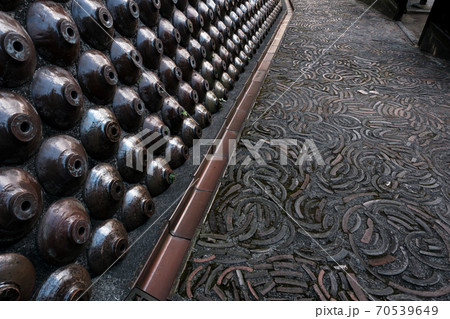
[186,4,204,38]
[172,9,193,47]
[136,26,163,70]
[88,219,129,275]
[0,168,42,246]
[189,70,209,102]
[35,135,88,196]
[187,38,206,71]
[165,136,189,169]
[27,1,80,66]
[71,0,114,51]
[142,114,170,155]
[106,0,140,37]
[198,29,215,60]
[157,18,181,58]
[192,103,211,129]
[112,86,145,132]
[37,198,91,265]
[0,91,42,165]
[204,89,221,113]
[119,185,155,231]
[0,12,36,88]
[80,107,121,160]
[110,37,143,86]
[181,117,202,147]
[213,79,228,100]
[159,0,177,19]
[175,46,196,82]
[145,157,175,197]
[77,50,118,105]
[197,1,213,29]
[0,253,35,301]
[138,70,166,112]
[83,163,124,220]
[116,134,146,183]
[161,96,188,133]
[158,55,182,95]
[31,66,83,130]
[35,264,91,301]
[176,81,199,114]
[136,0,161,27]
[200,59,216,87]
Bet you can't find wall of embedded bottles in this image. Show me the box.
[0,0,282,300]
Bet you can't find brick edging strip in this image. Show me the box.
[131,0,294,301]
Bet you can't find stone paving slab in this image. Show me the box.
[171,0,450,301]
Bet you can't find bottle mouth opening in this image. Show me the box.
[128,0,140,18]
[191,90,199,103]
[3,33,30,62]
[131,50,143,68]
[155,39,164,54]
[174,30,181,44]
[134,100,145,115]
[66,153,87,178]
[70,219,90,244]
[161,126,170,136]
[182,146,189,158]
[0,283,21,301]
[64,84,82,107]
[9,113,36,142]
[65,286,89,301]
[98,8,113,29]
[109,180,125,200]
[187,21,194,34]
[166,172,176,184]
[143,199,155,218]
[103,66,118,86]
[199,15,204,27]
[203,80,210,91]
[195,126,202,139]
[114,238,129,258]
[60,20,78,44]
[189,56,197,69]
[201,46,207,59]
[152,0,161,9]
[11,193,37,221]
[156,83,165,97]
[174,67,182,81]
[105,121,121,142]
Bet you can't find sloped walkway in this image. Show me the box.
[172,0,450,301]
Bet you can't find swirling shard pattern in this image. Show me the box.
[172,0,450,301]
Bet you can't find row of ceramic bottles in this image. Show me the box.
[0,0,282,246]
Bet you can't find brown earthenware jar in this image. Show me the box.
[37,198,91,265]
